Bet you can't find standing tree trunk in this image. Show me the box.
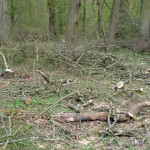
[58,8,63,35]
[97,0,104,38]
[0,0,8,44]
[140,0,150,39]
[66,0,81,45]
[119,0,129,39]
[47,0,56,40]
[134,0,150,52]
[107,0,120,52]
[82,0,86,35]
[10,0,15,25]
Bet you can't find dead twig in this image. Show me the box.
[0,52,14,77]
[36,70,50,83]
[32,92,77,122]
[67,103,80,113]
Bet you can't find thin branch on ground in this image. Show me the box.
[32,91,77,122]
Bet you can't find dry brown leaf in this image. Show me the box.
[34,118,48,124]
[3,109,19,116]
[21,97,32,105]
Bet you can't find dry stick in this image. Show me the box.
[0,137,39,146]
[32,92,77,122]
[0,52,9,69]
[36,70,50,83]
[1,115,9,135]
[0,115,14,148]
[1,139,9,149]
[108,102,113,126]
[53,101,150,122]
[100,115,120,138]
[144,122,150,137]
[59,54,86,71]
[76,53,84,63]
[52,120,71,134]
[0,93,76,146]
[0,92,76,144]
[59,59,83,72]
[107,115,120,130]
[35,42,39,67]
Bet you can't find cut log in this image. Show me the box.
[52,101,150,123]
[52,112,129,122]
[128,101,150,117]
[0,69,14,78]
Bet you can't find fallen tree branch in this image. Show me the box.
[32,92,77,122]
[52,112,128,122]
[52,101,150,122]
[36,70,50,83]
[0,52,14,78]
[53,121,71,134]
[128,101,150,117]
[0,52,9,69]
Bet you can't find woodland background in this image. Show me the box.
[0,0,150,150]
[0,0,150,49]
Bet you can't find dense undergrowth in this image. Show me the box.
[0,41,150,149]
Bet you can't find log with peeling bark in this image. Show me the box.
[52,101,150,122]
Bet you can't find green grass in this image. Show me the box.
[0,42,150,149]
[6,139,39,150]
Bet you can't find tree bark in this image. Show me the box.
[107,0,120,52]
[47,0,57,40]
[66,0,81,45]
[82,0,86,35]
[0,0,8,44]
[97,0,103,38]
[119,0,129,38]
[58,8,63,35]
[53,101,150,122]
[140,0,150,39]
[10,0,15,25]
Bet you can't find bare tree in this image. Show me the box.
[82,0,86,34]
[140,0,150,39]
[107,0,120,52]
[134,0,150,51]
[10,0,15,25]
[0,0,8,44]
[66,0,81,45]
[119,0,129,38]
[97,0,104,38]
[47,0,57,39]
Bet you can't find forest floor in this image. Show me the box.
[0,42,150,150]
